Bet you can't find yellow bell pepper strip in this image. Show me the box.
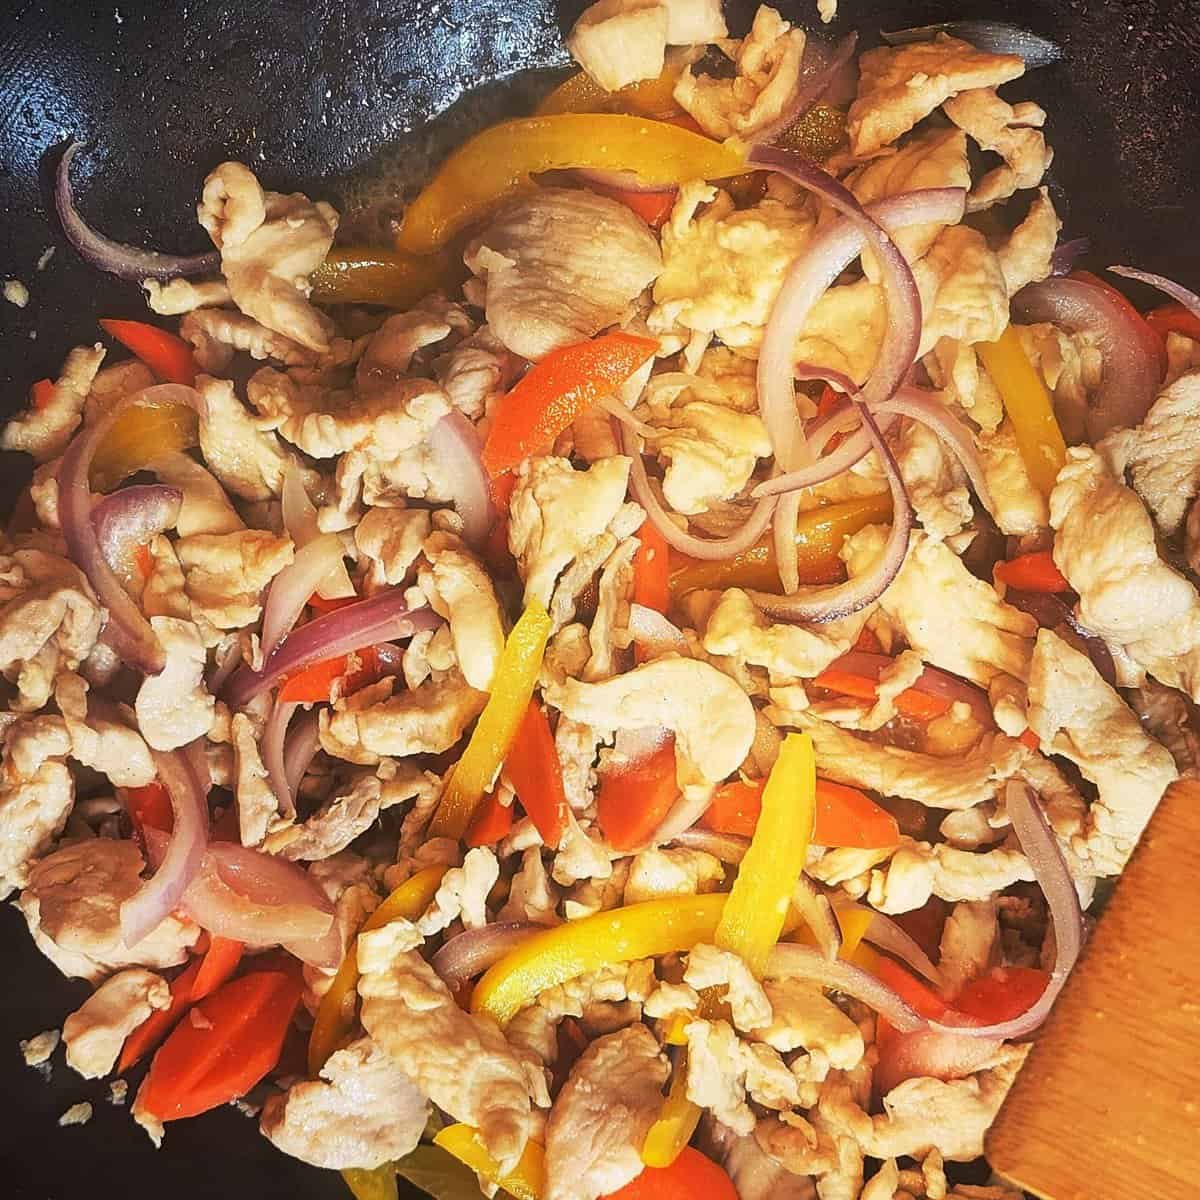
[976,326,1067,497]
[641,1055,703,1168]
[308,865,447,1075]
[310,246,460,308]
[89,401,199,493]
[341,1165,399,1200]
[473,894,727,1026]
[834,906,874,962]
[396,114,746,254]
[429,601,553,840]
[535,65,683,118]
[433,1124,546,1200]
[669,492,892,596]
[482,332,659,476]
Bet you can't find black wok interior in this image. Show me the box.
[0,0,1197,1196]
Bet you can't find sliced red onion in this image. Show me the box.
[260,533,347,660]
[58,385,201,674]
[262,698,300,822]
[749,403,913,623]
[875,1015,1003,1095]
[593,392,657,437]
[284,708,323,795]
[673,827,750,863]
[1050,237,1090,277]
[281,466,355,601]
[627,604,688,657]
[834,901,944,987]
[91,484,182,592]
[120,741,210,947]
[765,942,927,1034]
[1013,276,1163,440]
[1003,589,1117,687]
[431,922,538,986]
[793,875,843,961]
[930,781,1084,1041]
[1107,264,1200,321]
[56,141,220,280]
[753,31,859,145]
[427,411,494,549]
[223,588,442,708]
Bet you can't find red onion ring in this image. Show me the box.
[753,31,859,145]
[223,589,442,708]
[260,533,347,661]
[1107,264,1200,322]
[91,484,182,592]
[930,781,1084,1041]
[749,403,913,624]
[431,922,539,986]
[765,941,927,1034]
[120,741,210,947]
[834,901,944,987]
[672,827,750,864]
[58,385,202,674]
[427,411,495,549]
[627,604,688,657]
[284,708,323,795]
[1013,276,1163,441]
[262,698,300,822]
[1050,237,1090,277]
[56,141,220,280]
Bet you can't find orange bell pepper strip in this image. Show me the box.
[482,332,658,475]
[1145,300,1200,343]
[703,777,900,850]
[809,665,952,722]
[669,493,892,595]
[310,246,461,309]
[610,1148,738,1200]
[278,644,383,703]
[504,701,569,848]
[434,1125,546,1200]
[99,318,198,386]
[596,738,679,853]
[30,378,54,409]
[465,790,515,847]
[994,550,1070,594]
[88,398,200,493]
[189,936,245,1001]
[632,520,670,614]
[953,966,1050,1023]
[118,957,205,1073]
[535,64,683,119]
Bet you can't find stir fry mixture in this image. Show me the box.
[7,4,1200,1199]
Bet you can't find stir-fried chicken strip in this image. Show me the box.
[356,922,544,1175]
[0,344,105,462]
[544,1024,669,1200]
[260,1038,429,1170]
[62,968,170,1079]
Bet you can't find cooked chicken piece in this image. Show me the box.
[1165,329,1200,387]
[650,402,772,516]
[926,338,1004,434]
[912,225,1009,355]
[508,455,643,622]
[685,1019,799,1134]
[674,5,805,140]
[142,277,231,316]
[847,35,1024,157]
[943,88,1054,212]
[976,421,1049,536]
[936,900,998,997]
[498,846,562,925]
[300,852,381,1014]
[847,128,970,268]
[321,672,487,764]
[134,618,214,752]
[54,672,155,788]
[753,977,865,1069]
[894,417,972,541]
[703,1118,818,1200]
[545,656,756,788]
[18,840,199,983]
[1050,446,1200,699]
[357,922,543,1175]
[552,813,621,886]
[544,1025,669,1200]
[180,308,314,373]
[433,327,519,421]
[1027,629,1177,875]
[997,188,1060,296]
[260,1037,429,1170]
[567,0,668,91]
[198,162,337,353]
[623,846,724,903]
[149,452,244,537]
[650,183,814,351]
[417,846,499,935]
[465,189,662,362]
[85,359,157,423]
[232,711,280,847]
[1101,368,1200,536]
[353,508,430,588]
[584,539,636,682]
[418,532,505,692]
[0,344,105,461]
[792,277,889,387]
[684,944,772,1031]
[1131,681,1200,777]
[643,979,701,1023]
[860,838,1034,913]
[844,526,1036,688]
[862,1045,1030,1161]
[175,529,294,635]
[62,968,170,1079]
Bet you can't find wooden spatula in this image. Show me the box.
[986,779,1200,1199]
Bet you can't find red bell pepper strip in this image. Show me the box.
[954,966,1050,1023]
[809,666,952,722]
[189,936,245,1001]
[604,1148,738,1200]
[465,790,515,847]
[1145,300,1200,343]
[30,378,54,410]
[632,521,670,614]
[994,550,1070,593]
[99,318,198,386]
[307,591,359,616]
[702,777,900,849]
[482,332,658,476]
[118,958,205,1073]
[504,701,569,848]
[596,738,678,852]
[139,967,302,1121]
[1019,728,1041,752]
[278,644,383,703]
[581,182,676,230]
[124,780,174,848]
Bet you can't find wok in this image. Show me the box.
[0,1,1196,1197]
